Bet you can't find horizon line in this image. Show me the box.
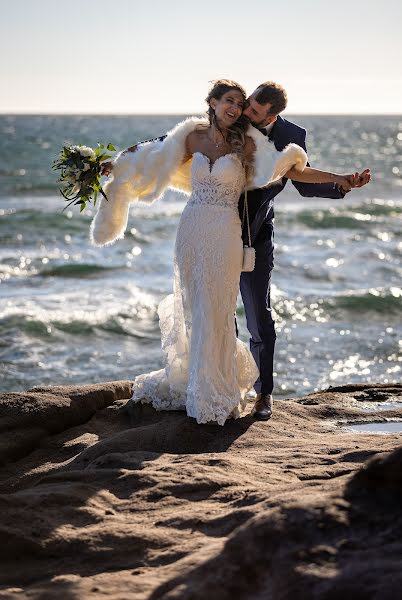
[1,111,401,117]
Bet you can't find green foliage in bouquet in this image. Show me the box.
[52,143,116,212]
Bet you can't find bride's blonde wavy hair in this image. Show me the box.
[204,79,250,167]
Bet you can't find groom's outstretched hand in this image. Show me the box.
[340,169,371,194]
[353,168,371,188]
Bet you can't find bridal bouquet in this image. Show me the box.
[52,143,116,212]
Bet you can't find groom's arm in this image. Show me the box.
[124,134,167,153]
[290,130,346,199]
[101,134,167,176]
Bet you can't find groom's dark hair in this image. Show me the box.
[255,82,288,116]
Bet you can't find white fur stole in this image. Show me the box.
[90,117,307,246]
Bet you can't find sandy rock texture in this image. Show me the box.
[0,381,401,599]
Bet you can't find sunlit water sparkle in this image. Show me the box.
[0,115,401,395]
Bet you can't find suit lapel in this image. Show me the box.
[268,116,284,146]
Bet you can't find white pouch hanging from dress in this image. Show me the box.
[242,184,255,272]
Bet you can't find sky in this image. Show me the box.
[1,0,401,114]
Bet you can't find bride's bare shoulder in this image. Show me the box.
[184,128,208,161]
[183,128,207,162]
[186,127,208,150]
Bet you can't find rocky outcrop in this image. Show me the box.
[0,381,131,465]
[0,382,401,599]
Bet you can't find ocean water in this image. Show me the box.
[0,114,401,397]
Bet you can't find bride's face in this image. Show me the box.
[210,90,244,127]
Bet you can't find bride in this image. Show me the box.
[91,79,356,425]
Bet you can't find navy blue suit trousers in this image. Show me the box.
[239,116,345,395]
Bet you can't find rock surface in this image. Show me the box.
[0,381,401,599]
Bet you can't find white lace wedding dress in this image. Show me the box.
[130,151,259,425]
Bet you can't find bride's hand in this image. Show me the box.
[100,161,113,177]
[100,145,139,177]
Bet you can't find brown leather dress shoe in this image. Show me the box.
[252,393,273,420]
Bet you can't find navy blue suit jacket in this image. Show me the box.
[239,116,345,245]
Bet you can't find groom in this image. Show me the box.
[239,82,370,420]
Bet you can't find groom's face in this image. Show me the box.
[243,93,277,128]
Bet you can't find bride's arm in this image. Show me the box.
[181,132,195,164]
[285,165,355,191]
[181,130,203,164]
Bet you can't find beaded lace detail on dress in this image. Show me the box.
[131,152,259,425]
[188,152,245,209]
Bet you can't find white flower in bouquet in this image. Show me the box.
[65,171,77,183]
[82,162,91,172]
[78,146,96,159]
